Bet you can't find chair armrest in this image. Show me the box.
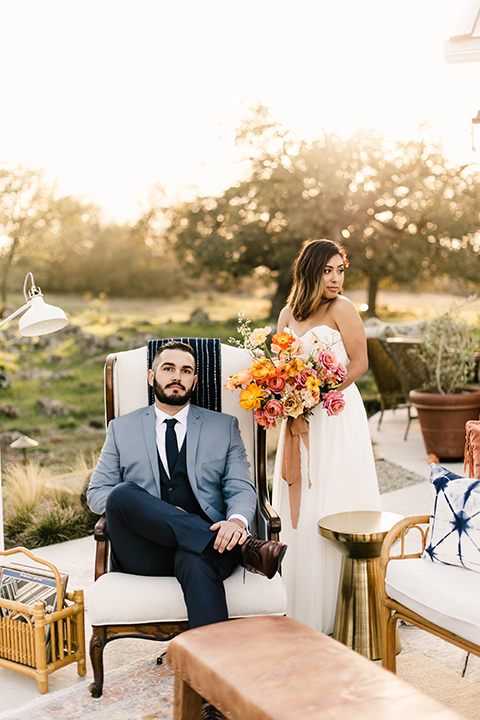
[93,514,110,581]
[256,426,282,540]
[380,514,429,577]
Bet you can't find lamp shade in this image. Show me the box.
[18,295,69,337]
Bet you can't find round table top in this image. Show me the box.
[318,510,404,543]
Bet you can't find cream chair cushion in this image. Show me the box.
[87,566,287,625]
[385,557,480,646]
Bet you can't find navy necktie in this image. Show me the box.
[165,418,179,476]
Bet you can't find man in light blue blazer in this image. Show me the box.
[87,341,286,631]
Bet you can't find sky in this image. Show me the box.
[0,0,479,224]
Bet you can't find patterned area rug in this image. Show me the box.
[0,657,174,720]
[397,652,480,720]
[1,649,478,719]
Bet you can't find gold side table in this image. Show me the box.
[318,510,403,660]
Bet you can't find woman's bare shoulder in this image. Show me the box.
[277,306,294,330]
[332,295,357,315]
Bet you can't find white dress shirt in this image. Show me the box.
[154,404,189,477]
[153,403,248,530]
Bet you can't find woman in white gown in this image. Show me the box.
[272,239,381,634]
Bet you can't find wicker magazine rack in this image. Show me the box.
[0,546,86,693]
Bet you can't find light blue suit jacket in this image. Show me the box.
[86,403,257,525]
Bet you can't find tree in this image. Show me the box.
[160,105,480,318]
[0,165,55,304]
[0,165,183,301]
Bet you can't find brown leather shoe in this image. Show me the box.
[241,537,287,579]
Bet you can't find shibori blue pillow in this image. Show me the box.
[422,464,480,572]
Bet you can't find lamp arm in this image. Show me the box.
[0,301,32,330]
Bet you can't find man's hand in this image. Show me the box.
[210,518,248,553]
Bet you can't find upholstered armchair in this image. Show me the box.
[87,339,287,697]
[380,472,480,674]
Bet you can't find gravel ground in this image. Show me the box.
[375,458,425,494]
[267,457,426,495]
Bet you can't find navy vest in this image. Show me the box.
[158,441,211,523]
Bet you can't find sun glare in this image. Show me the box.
[0,0,476,223]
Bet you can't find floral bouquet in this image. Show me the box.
[224,313,347,430]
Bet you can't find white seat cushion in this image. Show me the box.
[385,558,480,646]
[87,566,287,625]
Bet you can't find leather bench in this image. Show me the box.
[166,615,462,719]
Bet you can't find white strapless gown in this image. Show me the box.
[272,326,381,634]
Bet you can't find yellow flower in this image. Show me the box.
[286,358,304,377]
[239,383,263,411]
[305,375,321,392]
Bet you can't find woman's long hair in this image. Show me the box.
[287,239,347,322]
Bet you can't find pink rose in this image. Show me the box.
[294,369,311,389]
[264,398,284,418]
[267,375,287,393]
[335,363,347,383]
[323,389,345,416]
[254,408,277,429]
[318,349,339,373]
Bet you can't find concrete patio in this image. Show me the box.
[0,405,478,715]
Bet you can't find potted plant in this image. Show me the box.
[409,298,480,459]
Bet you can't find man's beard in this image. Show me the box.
[153,377,195,406]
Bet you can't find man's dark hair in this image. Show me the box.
[151,341,196,373]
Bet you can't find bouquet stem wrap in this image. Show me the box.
[282,416,311,529]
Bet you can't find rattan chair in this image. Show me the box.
[380,515,480,673]
[366,338,406,431]
[384,337,428,440]
[87,339,287,697]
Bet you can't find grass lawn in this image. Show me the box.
[0,287,477,476]
[0,287,477,547]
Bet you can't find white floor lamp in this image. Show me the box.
[0,272,68,550]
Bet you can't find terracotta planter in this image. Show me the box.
[409,387,480,459]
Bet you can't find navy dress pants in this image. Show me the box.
[105,482,240,628]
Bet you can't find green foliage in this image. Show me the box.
[411,299,478,394]
[160,103,480,318]
[0,165,190,305]
[11,503,97,549]
[2,457,97,549]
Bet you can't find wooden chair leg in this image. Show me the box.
[382,607,398,673]
[404,406,413,441]
[89,629,107,698]
[173,671,203,720]
[377,398,385,431]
